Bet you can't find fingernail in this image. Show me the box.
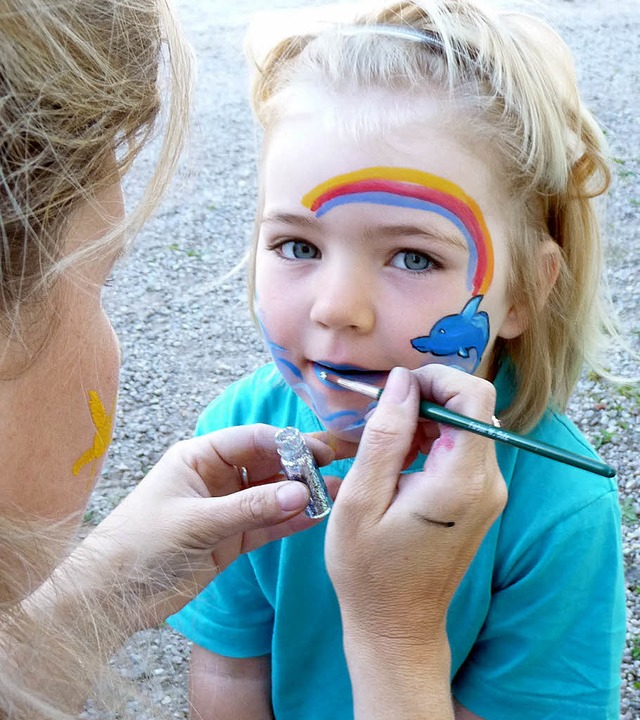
[382,367,411,404]
[277,482,309,511]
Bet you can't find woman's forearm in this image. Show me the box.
[326,368,506,720]
[9,426,332,715]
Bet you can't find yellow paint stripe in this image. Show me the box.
[301,166,494,293]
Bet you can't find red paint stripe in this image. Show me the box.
[311,179,487,294]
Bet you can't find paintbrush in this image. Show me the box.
[319,371,616,479]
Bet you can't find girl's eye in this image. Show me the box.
[390,250,433,272]
[279,240,320,260]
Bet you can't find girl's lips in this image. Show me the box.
[312,361,387,386]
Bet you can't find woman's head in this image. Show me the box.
[1,0,191,354]
[247,0,613,432]
[0,0,192,578]
[0,2,191,715]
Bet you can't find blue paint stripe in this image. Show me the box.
[277,357,303,380]
[315,192,477,291]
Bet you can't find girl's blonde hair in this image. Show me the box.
[246,0,616,431]
[0,0,192,365]
[1,0,192,716]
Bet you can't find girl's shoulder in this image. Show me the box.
[499,404,618,535]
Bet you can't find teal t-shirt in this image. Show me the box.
[168,363,625,719]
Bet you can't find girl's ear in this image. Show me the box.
[497,237,561,340]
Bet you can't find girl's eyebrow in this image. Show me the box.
[364,223,467,251]
[261,213,468,251]
[261,214,467,249]
[260,211,317,228]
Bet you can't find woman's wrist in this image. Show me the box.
[342,624,454,720]
[24,518,175,633]
[13,538,147,714]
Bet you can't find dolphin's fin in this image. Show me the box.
[462,295,483,317]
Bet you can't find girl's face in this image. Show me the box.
[255,100,524,442]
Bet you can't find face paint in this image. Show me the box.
[301,166,495,373]
[302,166,494,295]
[411,295,490,373]
[72,390,114,482]
[257,114,517,442]
[259,317,377,439]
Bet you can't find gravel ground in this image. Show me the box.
[84,0,640,717]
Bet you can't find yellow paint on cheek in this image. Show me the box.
[72,391,115,482]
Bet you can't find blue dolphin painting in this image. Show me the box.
[410,295,490,372]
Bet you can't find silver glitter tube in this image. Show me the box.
[275,427,332,519]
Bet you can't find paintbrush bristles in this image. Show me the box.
[320,372,382,400]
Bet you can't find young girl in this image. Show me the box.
[169,0,625,717]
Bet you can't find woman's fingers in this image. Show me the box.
[412,363,497,424]
[307,431,359,460]
[77,424,345,627]
[406,364,506,524]
[142,424,344,553]
[223,475,341,553]
[328,367,419,528]
[326,364,508,637]
[169,424,337,497]
[185,481,311,552]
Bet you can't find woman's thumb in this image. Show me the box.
[199,481,310,544]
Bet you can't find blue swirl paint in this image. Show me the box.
[258,319,374,437]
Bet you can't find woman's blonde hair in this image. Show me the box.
[246,0,617,431]
[1,0,192,716]
[0,514,186,719]
[0,0,192,364]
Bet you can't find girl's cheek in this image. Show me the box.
[256,306,287,350]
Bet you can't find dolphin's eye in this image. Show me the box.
[439,328,445,334]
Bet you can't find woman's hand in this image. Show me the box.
[67,424,342,626]
[325,365,507,719]
[18,424,345,710]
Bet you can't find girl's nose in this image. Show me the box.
[309,265,375,333]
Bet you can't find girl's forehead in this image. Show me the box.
[268,82,451,141]
[264,100,499,203]
[260,105,515,277]
[265,84,506,193]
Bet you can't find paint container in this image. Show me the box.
[275,427,332,519]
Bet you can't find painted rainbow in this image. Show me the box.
[301,166,494,296]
